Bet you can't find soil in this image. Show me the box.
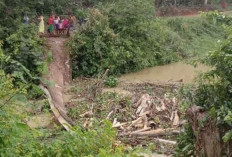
[44,37,71,114]
[156,6,216,17]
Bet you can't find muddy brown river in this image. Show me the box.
[121,62,210,83]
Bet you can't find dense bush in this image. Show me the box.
[2,25,45,84]
[69,0,176,77]
[194,27,232,134]
[69,2,225,77]
[69,9,118,76]
[174,124,196,157]
[201,10,232,25]
[104,76,118,87]
[175,12,232,156]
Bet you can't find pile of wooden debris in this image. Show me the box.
[111,93,182,146]
[65,80,184,154]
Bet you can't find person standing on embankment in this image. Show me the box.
[222,1,226,10]
[67,14,77,36]
[23,14,29,25]
[48,15,55,36]
[38,15,45,36]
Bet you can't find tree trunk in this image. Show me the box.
[174,0,177,7]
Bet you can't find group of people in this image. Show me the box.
[35,14,77,36]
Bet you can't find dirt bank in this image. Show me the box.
[41,37,74,129]
[45,37,71,113]
[156,6,216,17]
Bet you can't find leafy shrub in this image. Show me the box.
[69,1,182,77]
[104,76,118,87]
[192,29,232,144]
[201,10,232,25]
[69,8,120,77]
[105,0,155,36]
[174,124,196,157]
[3,24,45,84]
[27,84,44,99]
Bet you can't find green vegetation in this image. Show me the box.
[0,71,139,156]
[0,1,141,156]
[3,25,45,84]
[69,1,226,77]
[104,76,118,87]
[175,11,232,156]
[156,0,221,7]
[1,0,232,156]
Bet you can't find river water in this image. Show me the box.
[121,62,210,83]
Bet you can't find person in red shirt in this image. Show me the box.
[63,16,69,29]
[48,15,54,35]
[222,1,226,10]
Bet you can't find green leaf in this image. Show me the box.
[223,130,232,143]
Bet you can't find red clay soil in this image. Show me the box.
[156,6,216,17]
[44,37,71,115]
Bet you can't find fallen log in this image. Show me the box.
[106,110,114,120]
[112,122,128,128]
[130,127,151,135]
[112,118,128,128]
[172,110,179,126]
[130,128,176,136]
[154,138,177,145]
[40,85,72,131]
[126,117,143,129]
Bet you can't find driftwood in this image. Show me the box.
[112,118,128,128]
[135,94,152,116]
[129,128,176,136]
[129,117,143,128]
[96,69,110,88]
[154,138,177,145]
[130,127,151,135]
[112,122,128,128]
[172,110,179,126]
[114,93,182,142]
[106,110,114,120]
[40,85,72,131]
[93,69,110,96]
[155,100,167,112]
[80,111,93,118]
